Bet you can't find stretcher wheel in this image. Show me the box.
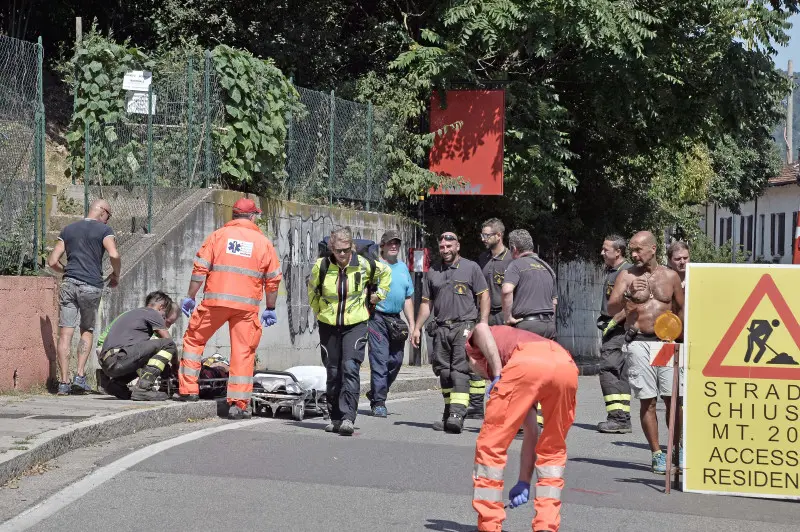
[291,403,305,421]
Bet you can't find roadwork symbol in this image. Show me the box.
[703,274,800,379]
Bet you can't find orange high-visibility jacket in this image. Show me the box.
[191,219,282,312]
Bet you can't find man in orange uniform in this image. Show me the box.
[175,198,283,420]
[467,323,578,532]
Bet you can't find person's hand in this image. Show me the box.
[505,316,520,326]
[631,277,648,293]
[486,375,501,399]
[369,293,380,305]
[107,273,119,288]
[411,329,421,348]
[180,297,196,317]
[508,481,530,509]
[261,309,277,327]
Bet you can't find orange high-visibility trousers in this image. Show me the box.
[473,351,578,532]
[178,303,262,409]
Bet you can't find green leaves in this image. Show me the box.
[212,44,303,189]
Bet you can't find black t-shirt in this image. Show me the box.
[478,247,514,311]
[600,261,632,316]
[59,219,115,288]
[422,257,488,323]
[503,254,557,316]
[102,308,165,351]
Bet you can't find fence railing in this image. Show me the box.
[0,35,45,275]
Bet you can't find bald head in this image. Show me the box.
[629,230,657,268]
[88,199,112,224]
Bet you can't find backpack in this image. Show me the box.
[315,237,380,311]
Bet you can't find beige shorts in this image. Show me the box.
[624,340,684,400]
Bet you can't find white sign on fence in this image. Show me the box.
[126,91,156,115]
[122,70,152,91]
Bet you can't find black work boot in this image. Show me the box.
[466,394,485,419]
[597,418,632,434]
[96,369,133,400]
[433,405,450,431]
[131,371,168,401]
[445,412,465,434]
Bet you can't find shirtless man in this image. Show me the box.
[608,231,684,474]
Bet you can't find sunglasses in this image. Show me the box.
[439,234,458,242]
[333,247,351,254]
[480,232,497,240]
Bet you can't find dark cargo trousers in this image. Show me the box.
[598,329,631,422]
[99,338,178,399]
[431,321,474,417]
[319,321,368,423]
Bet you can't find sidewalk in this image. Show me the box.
[0,364,439,486]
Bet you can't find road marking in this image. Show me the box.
[0,418,270,532]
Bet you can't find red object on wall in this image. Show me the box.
[408,248,431,273]
[429,90,505,196]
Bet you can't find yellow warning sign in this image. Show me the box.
[684,264,800,499]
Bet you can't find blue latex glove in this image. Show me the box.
[508,481,530,509]
[485,375,501,399]
[180,297,196,317]
[260,309,277,327]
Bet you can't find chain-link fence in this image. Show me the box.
[0,35,44,275]
[84,52,225,249]
[286,87,389,209]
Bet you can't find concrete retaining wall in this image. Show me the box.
[89,190,415,373]
[0,276,57,391]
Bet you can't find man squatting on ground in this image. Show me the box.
[95,291,179,401]
[595,235,633,434]
[608,231,684,474]
[47,199,120,396]
[411,231,489,434]
[367,230,416,418]
[468,324,578,532]
[475,217,514,419]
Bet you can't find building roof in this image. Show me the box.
[769,162,800,186]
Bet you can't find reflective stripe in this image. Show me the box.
[603,394,630,402]
[536,413,544,424]
[148,358,167,371]
[536,485,562,500]
[203,292,261,306]
[195,256,211,269]
[227,390,251,400]
[441,388,453,393]
[211,264,266,279]
[180,366,200,377]
[265,268,281,279]
[536,465,565,478]
[606,402,631,413]
[182,352,202,362]
[228,376,253,385]
[474,464,504,480]
[153,350,174,363]
[191,275,206,282]
[450,392,470,406]
[473,487,503,502]
[469,386,486,394]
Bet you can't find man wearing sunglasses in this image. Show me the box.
[48,199,120,396]
[412,231,490,434]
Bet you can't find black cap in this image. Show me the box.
[380,229,402,245]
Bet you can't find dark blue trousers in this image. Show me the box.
[367,312,406,406]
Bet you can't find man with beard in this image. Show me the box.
[608,231,684,474]
[411,231,489,434]
[666,240,689,289]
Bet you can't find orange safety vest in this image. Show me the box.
[191,219,282,312]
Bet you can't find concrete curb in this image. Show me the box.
[361,376,440,395]
[0,399,224,487]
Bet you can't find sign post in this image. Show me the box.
[653,311,683,494]
[684,264,800,500]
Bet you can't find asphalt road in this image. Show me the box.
[1,377,798,532]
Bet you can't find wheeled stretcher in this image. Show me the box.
[250,366,328,421]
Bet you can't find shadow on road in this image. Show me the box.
[570,422,599,432]
[569,456,651,472]
[394,420,436,430]
[424,518,478,531]
[615,476,666,493]
[610,440,651,450]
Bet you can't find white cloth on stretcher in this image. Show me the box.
[254,366,327,393]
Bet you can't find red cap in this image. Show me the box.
[232,198,262,214]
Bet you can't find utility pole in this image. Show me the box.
[788,60,793,164]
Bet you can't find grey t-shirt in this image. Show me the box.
[59,219,115,288]
[600,261,632,316]
[422,257,488,323]
[503,254,557,317]
[102,307,165,352]
[478,247,514,311]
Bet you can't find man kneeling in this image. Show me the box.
[468,324,578,532]
[96,291,178,401]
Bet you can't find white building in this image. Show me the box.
[700,163,800,263]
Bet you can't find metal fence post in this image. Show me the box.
[147,84,154,233]
[186,56,194,184]
[84,126,89,217]
[286,75,294,201]
[37,36,45,265]
[366,101,373,212]
[329,90,335,205]
[203,49,212,189]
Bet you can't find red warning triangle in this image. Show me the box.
[703,274,800,380]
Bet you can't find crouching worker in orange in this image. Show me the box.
[175,198,282,420]
[467,324,578,532]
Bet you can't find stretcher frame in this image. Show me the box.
[250,370,328,421]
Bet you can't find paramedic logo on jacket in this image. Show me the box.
[226,239,253,258]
